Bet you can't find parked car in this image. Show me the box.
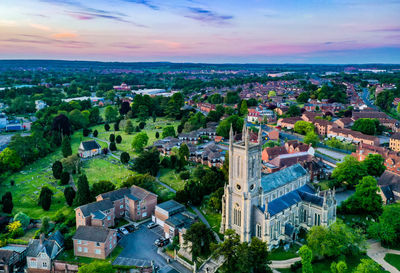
[125,225,136,233]
[147,222,157,229]
[119,227,129,235]
[154,238,169,247]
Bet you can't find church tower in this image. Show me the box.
[220,124,263,242]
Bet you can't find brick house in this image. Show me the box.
[277,117,302,130]
[267,130,279,141]
[96,186,157,221]
[313,119,336,136]
[390,133,400,152]
[301,112,320,122]
[327,127,379,146]
[72,226,117,259]
[153,200,197,239]
[262,146,288,162]
[75,199,115,228]
[274,106,289,116]
[334,118,354,129]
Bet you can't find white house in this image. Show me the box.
[78,140,102,158]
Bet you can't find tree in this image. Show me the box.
[109,142,117,151]
[91,181,116,197]
[240,100,248,116]
[139,121,146,129]
[52,114,72,137]
[340,176,382,216]
[287,105,301,117]
[104,106,118,123]
[353,259,381,273]
[297,92,310,103]
[104,123,110,131]
[368,205,400,246]
[62,137,72,158]
[162,126,176,138]
[152,111,157,122]
[216,115,244,139]
[7,221,23,238]
[1,192,13,214]
[304,131,319,147]
[212,229,241,273]
[133,147,160,176]
[307,220,365,258]
[69,109,88,129]
[93,129,98,137]
[78,261,115,273]
[179,143,189,163]
[376,90,394,111]
[166,92,184,119]
[332,156,368,188]
[60,172,70,185]
[76,174,92,205]
[113,122,119,131]
[362,154,385,177]
[120,152,130,164]
[330,261,347,273]
[41,216,50,233]
[109,134,115,143]
[299,245,313,273]
[137,105,149,121]
[125,120,134,134]
[89,107,101,124]
[131,132,149,152]
[352,118,377,135]
[0,148,23,171]
[268,90,277,97]
[61,154,81,174]
[119,101,130,115]
[294,121,315,135]
[116,135,122,144]
[83,128,90,137]
[52,160,63,179]
[38,186,53,211]
[121,174,155,190]
[13,212,30,228]
[155,131,160,139]
[64,186,76,206]
[183,222,214,259]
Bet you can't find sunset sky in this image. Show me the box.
[0,0,399,63]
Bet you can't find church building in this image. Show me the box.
[220,125,336,248]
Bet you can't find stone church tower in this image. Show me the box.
[220,124,263,242]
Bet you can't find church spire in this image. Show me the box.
[258,126,262,145]
[229,123,234,146]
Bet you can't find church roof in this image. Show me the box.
[263,184,323,217]
[261,163,307,193]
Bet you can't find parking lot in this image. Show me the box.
[113,222,168,269]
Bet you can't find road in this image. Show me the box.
[361,88,378,110]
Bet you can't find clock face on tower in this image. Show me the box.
[236,184,242,191]
[250,184,255,191]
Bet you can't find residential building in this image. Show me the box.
[390,133,400,152]
[334,118,354,129]
[220,126,336,249]
[262,146,288,162]
[313,119,336,136]
[96,185,157,221]
[26,233,64,273]
[277,117,302,130]
[75,199,115,228]
[0,244,27,273]
[72,226,117,259]
[327,127,379,146]
[153,200,197,239]
[78,140,102,158]
[378,171,400,204]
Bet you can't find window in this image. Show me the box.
[256,224,262,238]
[95,249,101,254]
[120,205,123,209]
[233,206,241,227]
[30,260,37,268]
[107,216,111,220]
[78,240,82,244]
[314,213,321,226]
[303,210,307,223]
[109,243,112,249]
[78,247,82,252]
[84,248,88,253]
[42,262,47,268]
[96,242,100,247]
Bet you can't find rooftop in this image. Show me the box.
[261,163,308,193]
[73,226,113,242]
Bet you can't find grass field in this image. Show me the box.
[384,253,400,270]
[158,168,186,191]
[57,245,123,265]
[269,244,300,261]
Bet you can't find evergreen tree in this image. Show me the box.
[52,160,63,179]
[125,120,134,134]
[299,245,313,273]
[120,152,130,164]
[62,137,72,158]
[76,174,91,205]
[116,135,122,144]
[152,111,157,122]
[1,192,13,214]
[64,186,76,206]
[109,142,117,151]
[60,172,70,185]
[93,129,98,137]
[38,186,53,211]
[104,123,110,131]
[109,134,115,142]
[155,131,160,139]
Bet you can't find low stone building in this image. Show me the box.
[78,140,101,158]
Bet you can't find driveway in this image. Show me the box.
[113,223,167,269]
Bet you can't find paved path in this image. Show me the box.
[191,206,221,243]
[90,136,120,160]
[270,257,301,269]
[367,240,400,273]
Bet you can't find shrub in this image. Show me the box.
[114,122,119,131]
[52,161,63,179]
[109,134,115,142]
[120,152,130,164]
[102,148,108,154]
[139,121,146,129]
[2,192,13,214]
[104,123,110,131]
[82,128,90,137]
[38,187,53,211]
[13,212,30,228]
[109,142,117,151]
[93,129,98,137]
[179,171,190,180]
[10,180,15,186]
[116,135,122,143]
[60,172,70,185]
[64,187,76,207]
[155,131,160,139]
[135,126,141,132]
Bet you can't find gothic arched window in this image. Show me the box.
[234,204,241,227]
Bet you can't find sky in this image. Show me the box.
[0,0,400,64]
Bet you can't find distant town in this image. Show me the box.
[0,61,399,273]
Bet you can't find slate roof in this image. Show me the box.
[263,184,322,217]
[378,170,400,201]
[268,152,311,169]
[77,199,113,217]
[165,211,197,229]
[48,230,64,248]
[92,210,106,220]
[391,132,400,140]
[26,239,57,258]
[80,140,101,151]
[0,250,15,263]
[97,185,156,203]
[73,226,113,243]
[261,163,308,193]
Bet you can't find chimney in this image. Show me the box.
[40,233,45,245]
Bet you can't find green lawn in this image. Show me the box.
[198,204,221,236]
[384,253,400,270]
[57,246,123,265]
[151,182,175,203]
[159,168,186,191]
[269,244,300,261]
